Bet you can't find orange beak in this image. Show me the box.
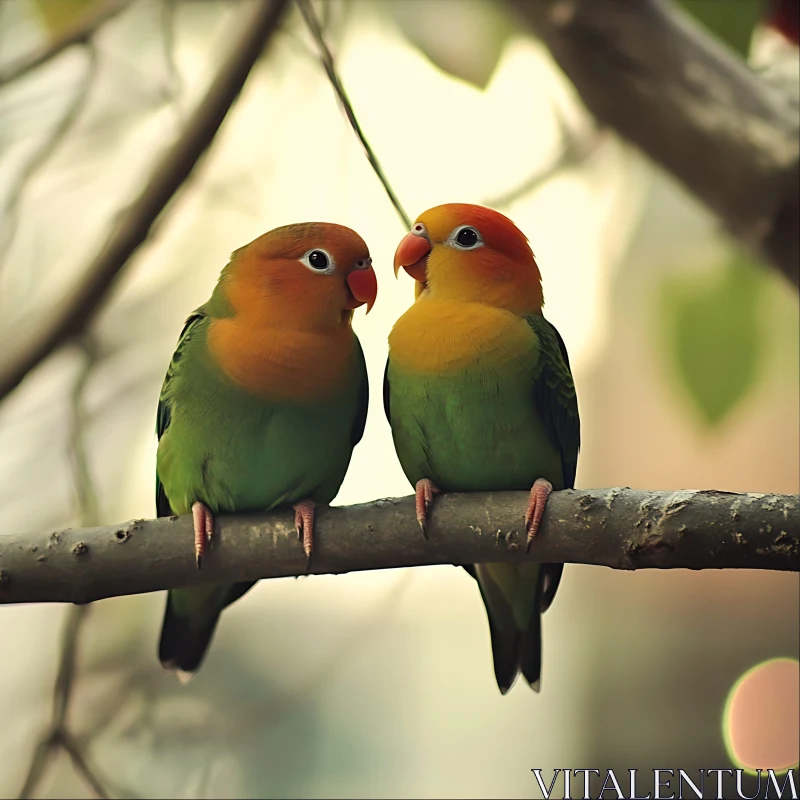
[346,264,378,313]
[393,232,431,283]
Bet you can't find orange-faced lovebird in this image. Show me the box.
[155,223,377,677]
[384,203,580,694]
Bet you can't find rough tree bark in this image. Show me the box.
[1,489,797,605]
[508,0,800,289]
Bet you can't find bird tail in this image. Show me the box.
[158,581,255,677]
[518,604,542,692]
[470,562,561,694]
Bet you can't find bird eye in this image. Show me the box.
[450,225,483,250]
[308,250,328,269]
[300,248,335,274]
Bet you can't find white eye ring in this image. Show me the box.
[411,222,428,237]
[299,248,336,274]
[447,225,484,250]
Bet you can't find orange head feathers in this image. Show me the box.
[206,222,376,402]
[393,203,543,315]
[218,222,377,330]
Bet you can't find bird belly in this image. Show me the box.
[388,362,564,492]
[224,405,353,510]
[158,393,355,515]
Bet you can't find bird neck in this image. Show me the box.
[207,315,356,404]
[389,295,537,375]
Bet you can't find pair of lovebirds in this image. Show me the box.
[155,202,580,694]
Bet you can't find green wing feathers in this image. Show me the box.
[481,314,579,691]
[527,313,580,491]
[351,339,369,448]
[155,309,256,673]
[156,311,207,518]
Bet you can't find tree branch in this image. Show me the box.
[0,0,290,403]
[1,489,797,605]
[508,0,800,288]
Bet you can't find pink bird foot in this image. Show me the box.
[293,499,316,566]
[525,478,553,552]
[192,501,214,569]
[415,478,441,538]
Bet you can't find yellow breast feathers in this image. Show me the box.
[388,296,538,375]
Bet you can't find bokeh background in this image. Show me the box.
[0,0,798,797]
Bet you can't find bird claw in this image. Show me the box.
[192,501,215,569]
[524,478,553,552]
[293,500,315,569]
[415,478,440,539]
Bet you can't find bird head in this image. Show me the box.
[393,203,543,315]
[221,222,377,330]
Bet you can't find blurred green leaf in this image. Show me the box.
[659,253,767,427]
[386,0,514,89]
[31,0,104,37]
[677,0,763,57]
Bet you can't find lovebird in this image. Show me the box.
[384,204,580,693]
[155,222,377,677]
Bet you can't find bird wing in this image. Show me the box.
[155,310,208,517]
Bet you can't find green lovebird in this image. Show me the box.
[384,203,580,694]
[155,222,378,678]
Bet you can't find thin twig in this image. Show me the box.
[16,741,53,800]
[230,569,413,738]
[160,0,184,119]
[0,43,99,271]
[68,338,101,528]
[485,114,606,208]
[0,0,134,87]
[295,0,411,229]
[51,605,91,726]
[0,0,290,403]
[60,732,111,800]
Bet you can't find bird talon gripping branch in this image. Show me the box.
[293,499,316,565]
[414,478,440,538]
[525,478,553,551]
[192,501,214,569]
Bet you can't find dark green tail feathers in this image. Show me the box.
[470,562,562,694]
[158,581,255,675]
[485,595,543,694]
[158,597,221,675]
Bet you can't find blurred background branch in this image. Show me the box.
[0,0,132,86]
[1,488,798,606]
[484,109,606,208]
[16,337,112,800]
[508,0,800,288]
[0,0,290,403]
[0,43,99,268]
